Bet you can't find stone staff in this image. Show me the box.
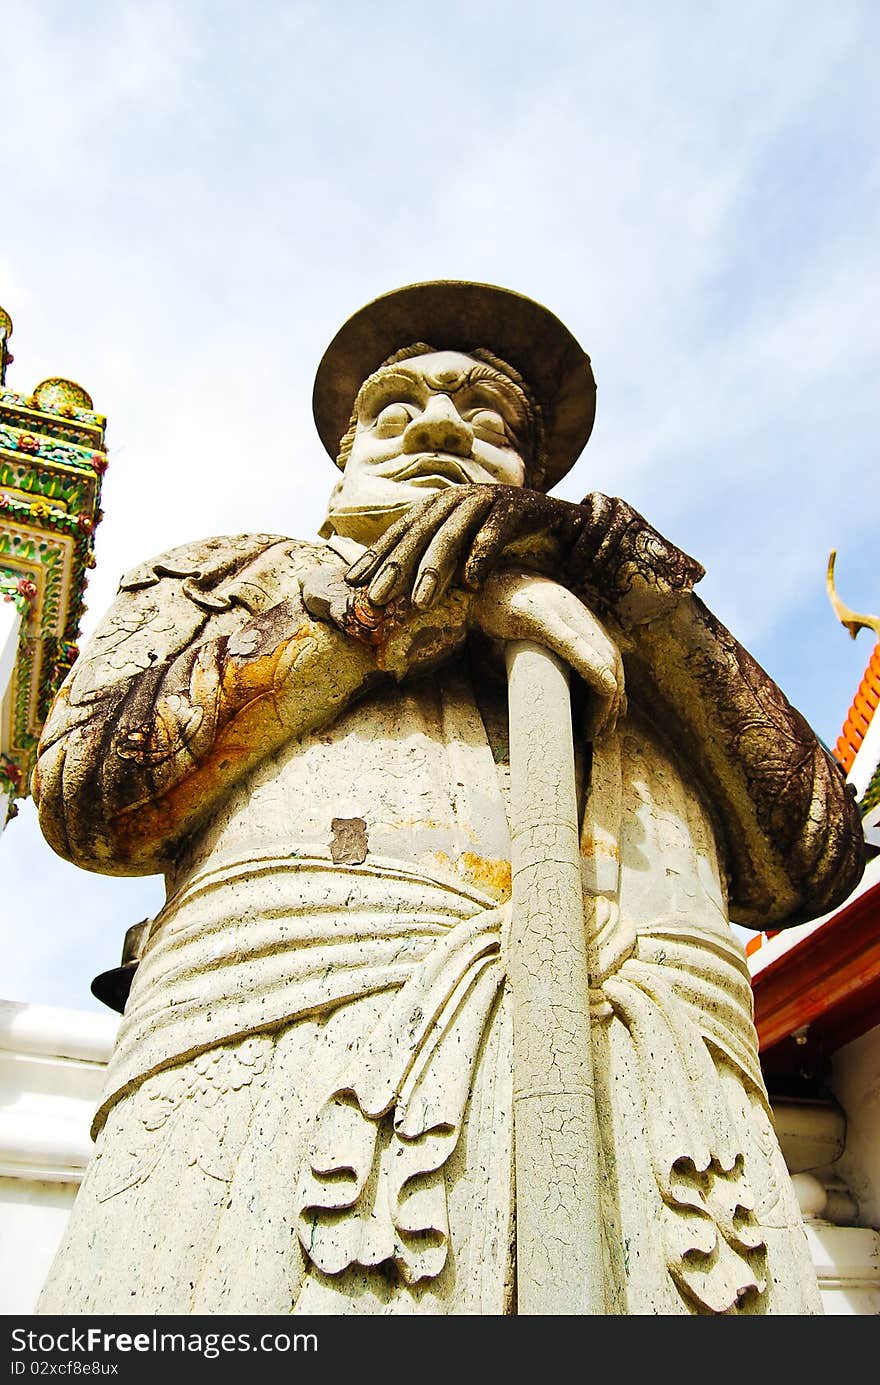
[506,638,605,1315]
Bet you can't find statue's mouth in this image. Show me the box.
[389,454,472,486]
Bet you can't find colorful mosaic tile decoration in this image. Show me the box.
[0,308,106,816]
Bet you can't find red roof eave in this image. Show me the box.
[752,879,880,1055]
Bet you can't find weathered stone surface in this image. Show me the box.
[33,284,864,1315]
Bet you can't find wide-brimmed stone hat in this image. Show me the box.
[312,280,596,492]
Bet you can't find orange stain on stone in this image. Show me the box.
[458,850,512,899]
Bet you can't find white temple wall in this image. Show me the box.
[0,1179,79,1315]
[0,1000,118,1314]
[831,1023,880,1231]
[803,1019,880,1314]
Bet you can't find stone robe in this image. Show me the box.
[33,522,864,1315]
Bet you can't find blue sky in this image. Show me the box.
[1,0,878,1011]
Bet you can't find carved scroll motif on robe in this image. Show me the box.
[295,907,507,1284]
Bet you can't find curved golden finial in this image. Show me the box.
[827,550,880,641]
[0,307,11,386]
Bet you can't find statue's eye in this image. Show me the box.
[373,403,413,437]
[469,408,507,440]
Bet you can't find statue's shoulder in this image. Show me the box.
[118,532,329,604]
[70,534,331,697]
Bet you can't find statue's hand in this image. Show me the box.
[474,569,626,737]
[344,485,584,610]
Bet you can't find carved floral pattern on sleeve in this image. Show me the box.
[568,491,706,627]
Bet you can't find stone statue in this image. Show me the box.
[34,282,864,1315]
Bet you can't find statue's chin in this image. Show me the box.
[323,500,415,545]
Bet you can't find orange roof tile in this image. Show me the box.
[834,641,880,773]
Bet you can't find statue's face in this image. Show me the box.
[327,351,531,543]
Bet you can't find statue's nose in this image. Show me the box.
[403,394,473,457]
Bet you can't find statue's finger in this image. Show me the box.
[344,521,408,587]
[550,598,619,686]
[516,596,615,696]
[589,654,626,737]
[345,548,380,585]
[412,491,495,608]
[365,489,465,604]
[462,499,526,589]
[345,493,455,587]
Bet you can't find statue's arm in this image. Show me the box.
[612,590,866,930]
[33,540,471,877]
[551,493,864,928]
[342,486,866,929]
[340,485,707,618]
